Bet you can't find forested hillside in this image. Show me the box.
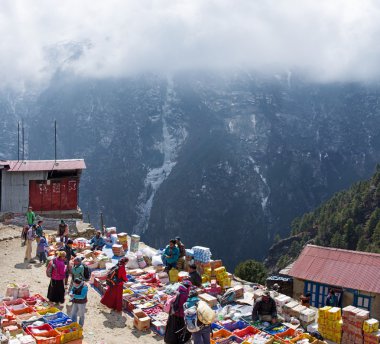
[268,166,380,271]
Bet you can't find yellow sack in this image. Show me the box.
[197,300,216,325]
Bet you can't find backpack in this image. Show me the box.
[183,303,201,333]
[218,289,236,305]
[82,264,90,281]
[163,293,178,313]
[106,265,120,287]
[197,300,216,325]
[46,259,56,278]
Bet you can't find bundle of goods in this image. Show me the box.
[363,318,380,344]
[282,300,299,322]
[341,305,372,344]
[318,306,342,343]
[112,244,124,257]
[193,246,212,263]
[298,308,317,329]
[130,235,140,253]
[105,227,117,237]
[117,232,129,251]
[214,267,231,288]
[274,294,291,317]
[204,280,222,296]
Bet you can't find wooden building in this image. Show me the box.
[286,245,380,319]
[0,159,86,217]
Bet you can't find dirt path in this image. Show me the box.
[0,224,164,344]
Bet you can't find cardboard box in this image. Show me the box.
[133,309,151,331]
[232,285,244,299]
[198,293,218,307]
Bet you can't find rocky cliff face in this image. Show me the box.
[1,72,380,269]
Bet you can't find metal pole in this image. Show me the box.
[100,211,104,235]
[54,120,57,162]
[87,213,91,224]
[22,121,25,161]
[17,121,20,161]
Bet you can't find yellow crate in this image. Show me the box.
[56,322,83,344]
[36,307,60,316]
[214,267,226,275]
[363,319,379,333]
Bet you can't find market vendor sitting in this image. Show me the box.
[162,239,179,271]
[188,264,202,287]
[300,292,311,307]
[252,290,278,324]
[89,230,106,251]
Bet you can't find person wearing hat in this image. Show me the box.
[70,257,85,290]
[47,251,67,305]
[252,290,278,323]
[69,278,88,327]
[89,230,106,251]
[175,236,186,271]
[164,280,192,344]
[101,257,129,312]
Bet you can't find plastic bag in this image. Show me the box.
[126,252,139,269]
[140,247,157,258]
[152,254,163,266]
[136,252,147,268]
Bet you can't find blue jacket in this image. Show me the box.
[162,245,179,264]
[90,236,105,247]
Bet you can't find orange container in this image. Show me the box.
[274,328,297,344]
[211,329,233,344]
[32,329,61,344]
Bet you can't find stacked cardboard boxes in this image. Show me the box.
[341,306,370,344]
[214,267,231,288]
[318,306,342,343]
[363,319,380,344]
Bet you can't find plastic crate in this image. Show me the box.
[24,294,47,306]
[213,335,243,344]
[234,326,261,339]
[211,323,224,331]
[10,305,35,316]
[26,323,54,335]
[43,311,70,323]
[223,320,249,332]
[273,328,297,343]
[32,329,61,344]
[290,333,316,343]
[22,317,46,330]
[48,318,73,329]
[16,312,41,322]
[56,322,83,343]
[211,329,233,344]
[37,307,60,316]
[3,298,26,307]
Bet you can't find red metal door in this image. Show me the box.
[51,181,61,210]
[67,179,78,210]
[41,182,52,211]
[29,181,43,211]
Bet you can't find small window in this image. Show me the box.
[355,294,371,311]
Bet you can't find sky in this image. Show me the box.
[1,0,380,88]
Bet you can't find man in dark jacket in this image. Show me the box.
[188,264,202,287]
[252,290,278,323]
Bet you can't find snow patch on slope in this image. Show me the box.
[134,78,188,234]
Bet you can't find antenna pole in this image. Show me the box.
[54,120,57,162]
[17,121,20,161]
[22,121,25,161]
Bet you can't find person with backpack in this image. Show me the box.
[47,251,67,305]
[101,257,129,312]
[164,280,192,344]
[183,290,216,344]
[59,239,76,286]
[69,278,88,327]
[162,239,180,272]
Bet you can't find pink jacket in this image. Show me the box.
[52,258,67,281]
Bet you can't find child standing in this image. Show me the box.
[37,235,49,263]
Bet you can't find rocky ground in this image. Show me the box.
[0,223,163,344]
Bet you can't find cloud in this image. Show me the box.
[1,0,380,88]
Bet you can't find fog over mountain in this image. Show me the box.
[2,1,380,268]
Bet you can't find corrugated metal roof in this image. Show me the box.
[288,245,380,294]
[5,159,86,172]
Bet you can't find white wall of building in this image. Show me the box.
[1,170,46,213]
